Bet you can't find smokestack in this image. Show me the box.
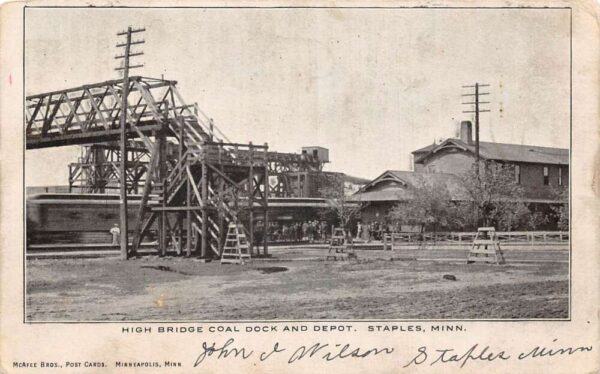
[460,121,473,145]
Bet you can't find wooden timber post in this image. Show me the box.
[177,214,183,255]
[157,125,167,256]
[217,177,225,254]
[217,141,225,254]
[263,142,269,256]
[177,111,192,257]
[248,142,255,256]
[186,171,192,256]
[201,160,208,258]
[93,146,107,193]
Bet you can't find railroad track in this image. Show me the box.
[26,242,157,259]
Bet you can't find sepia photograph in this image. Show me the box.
[24,6,570,322]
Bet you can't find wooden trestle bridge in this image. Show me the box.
[26,76,324,258]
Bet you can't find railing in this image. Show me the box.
[203,142,268,166]
[383,231,569,250]
[164,149,191,200]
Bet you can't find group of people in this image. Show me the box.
[356,220,398,242]
[267,220,400,243]
[266,221,330,243]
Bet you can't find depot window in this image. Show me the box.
[515,165,521,184]
[543,166,549,185]
[559,167,563,186]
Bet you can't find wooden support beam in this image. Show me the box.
[136,212,157,245]
[218,177,225,255]
[164,214,182,255]
[151,206,203,211]
[41,94,53,137]
[248,143,255,256]
[85,88,110,130]
[201,163,208,258]
[157,127,167,257]
[186,176,192,257]
[186,165,204,208]
[131,80,166,124]
[26,98,44,134]
[263,143,269,256]
[26,123,162,149]
[206,163,239,188]
[26,76,174,101]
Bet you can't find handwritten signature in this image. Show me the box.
[193,338,592,368]
[193,338,393,366]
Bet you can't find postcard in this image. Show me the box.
[1,0,598,372]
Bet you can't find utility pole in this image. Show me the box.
[461,83,490,162]
[115,26,145,260]
[462,83,491,227]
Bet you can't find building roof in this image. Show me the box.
[350,170,469,202]
[349,169,564,204]
[343,174,370,185]
[411,142,437,154]
[413,138,569,165]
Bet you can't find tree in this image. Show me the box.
[459,161,530,230]
[388,176,462,233]
[318,173,362,231]
[551,185,569,231]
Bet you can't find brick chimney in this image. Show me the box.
[460,121,473,145]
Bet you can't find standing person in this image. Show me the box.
[110,224,120,246]
[320,221,327,240]
[317,221,322,240]
[373,221,379,241]
[302,221,308,241]
[356,221,362,240]
[282,224,289,241]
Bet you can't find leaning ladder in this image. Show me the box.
[221,222,251,264]
[467,227,506,265]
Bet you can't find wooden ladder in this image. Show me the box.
[467,227,506,265]
[221,222,251,264]
[326,227,356,261]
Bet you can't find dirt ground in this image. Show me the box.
[26,247,569,321]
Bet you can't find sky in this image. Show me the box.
[24,7,571,185]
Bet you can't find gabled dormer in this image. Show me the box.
[357,170,408,193]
